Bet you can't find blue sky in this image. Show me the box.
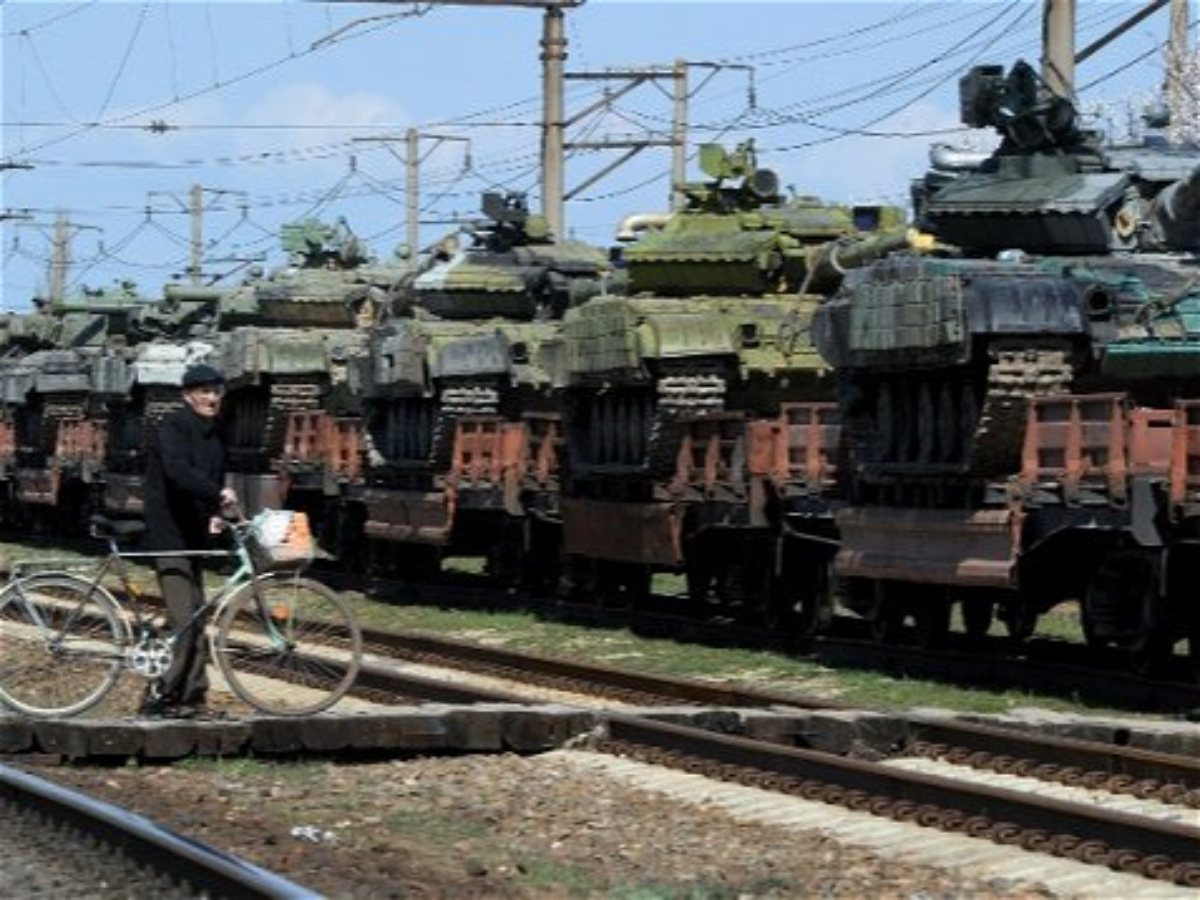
[1,1,1188,307]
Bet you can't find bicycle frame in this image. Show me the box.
[1,515,361,718]
[7,520,286,675]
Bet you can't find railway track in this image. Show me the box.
[368,571,1200,713]
[7,603,1200,896]
[591,715,1200,892]
[0,762,313,897]
[349,625,1200,800]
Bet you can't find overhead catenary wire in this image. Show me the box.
[1,1,1185,301]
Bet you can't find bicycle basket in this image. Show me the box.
[248,509,314,572]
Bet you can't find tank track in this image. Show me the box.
[968,346,1075,477]
[431,384,501,466]
[646,367,727,477]
[263,382,324,457]
[42,395,87,422]
[41,394,89,454]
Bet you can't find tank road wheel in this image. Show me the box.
[875,382,897,462]
[936,380,959,464]
[866,581,905,645]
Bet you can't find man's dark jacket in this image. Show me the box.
[142,405,227,552]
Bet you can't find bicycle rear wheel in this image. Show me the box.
[0,574,127,717]
[213,573,363,716]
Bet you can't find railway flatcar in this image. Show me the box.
[813,61,1200,677]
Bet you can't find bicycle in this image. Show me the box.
[0,513,364,718]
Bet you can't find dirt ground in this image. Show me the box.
[35,751,1059,899]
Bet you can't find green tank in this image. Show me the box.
[817,60,1200,483]
[353,193,615,584]
[553,141,911,618]
[0,282,157,531]
[812,60,1200,658]
[203,218,407,518]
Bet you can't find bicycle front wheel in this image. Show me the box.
[213,573,363,716]
[0,574,127,718]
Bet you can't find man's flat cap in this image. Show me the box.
[181,363,225,388]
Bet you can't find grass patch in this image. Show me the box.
[334,598,1097,715]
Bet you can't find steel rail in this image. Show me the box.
[0,762,317,898]
[602,714,1200,883]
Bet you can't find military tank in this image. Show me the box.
[0,283,159,532]
[813,60,1200,670]
[553,140,913,625]
[352,192,615,585]
[203,218,406,525]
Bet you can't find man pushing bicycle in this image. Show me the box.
[140,362,238,719]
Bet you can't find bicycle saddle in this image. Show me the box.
[89,515,147,540]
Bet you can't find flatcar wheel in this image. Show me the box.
[961,596,994,640]
[866,581,904,645]
[1128,627,1175,679]
[1000,599,1037,644]
[1188,621,1200,684]
[626,564,652,611]
[684,541,718,607]
[913,594,951,649]
[521,519,562,598]
[790,557,835,637]
[593,560,627,609]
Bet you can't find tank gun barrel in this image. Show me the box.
[163,284,233,304]
[803,228,935,294]
[1150,162,1200,250]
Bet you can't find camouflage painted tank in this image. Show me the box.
[353,193,615,583]
[204,218,407,516]
[0,283,159,530]
[816,60,1200,484]
[551,141,912,615]
[812,60,1200,651]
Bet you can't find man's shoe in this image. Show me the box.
[138,695,172,717]
[139,698,198,719]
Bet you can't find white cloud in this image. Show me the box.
[236,81,410,153]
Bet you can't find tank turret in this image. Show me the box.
[407,191,615,321]
[618,142,907,297]
[914,59,1200,255]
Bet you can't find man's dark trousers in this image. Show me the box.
[154,555,211,705]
